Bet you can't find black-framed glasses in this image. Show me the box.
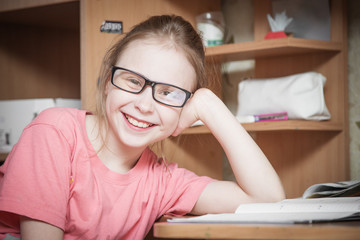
[111,66,192,107]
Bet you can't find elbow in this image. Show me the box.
[266,187,286,203]
[265,178,286,202]
[274,190,286,202]
[254,185,286,203]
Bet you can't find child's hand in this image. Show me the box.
[172,88,217,137]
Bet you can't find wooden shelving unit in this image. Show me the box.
[205,38,342,62]
[185,120,343,135]
[182,37,345,135]
[0,0,351,239]
[0,154,7,164]
[172,0,349,199]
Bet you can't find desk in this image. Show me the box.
[153,220,360,239]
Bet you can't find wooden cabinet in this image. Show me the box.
[253,0,349,198]
[0,0,349,198]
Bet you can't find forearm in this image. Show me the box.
[20,216,64,240]
[198,89,285,202]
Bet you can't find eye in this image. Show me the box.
[157,86,176,97]
[126,77,142,86]
[156,86,185,101]
[159,90,172,96]
[120,72,144,89]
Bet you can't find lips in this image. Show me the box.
[124,114,154,128]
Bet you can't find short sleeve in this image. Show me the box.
[0,123,72,230]
[158,163,214,216]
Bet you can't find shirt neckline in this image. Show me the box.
[79,110,151,184]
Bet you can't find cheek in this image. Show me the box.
[105,90,116,111]
[105,89,128,112]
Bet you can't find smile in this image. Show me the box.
[125,114,154,128]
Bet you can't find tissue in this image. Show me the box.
[265,11,293,39]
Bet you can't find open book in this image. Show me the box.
[168,197,360,224]
[302,180,360,198]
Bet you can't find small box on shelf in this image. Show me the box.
[265,31,287,39]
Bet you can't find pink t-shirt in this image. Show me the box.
[0,107,213,239]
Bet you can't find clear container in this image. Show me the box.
[196,11,225,47]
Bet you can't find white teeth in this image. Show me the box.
[125,115,153,128]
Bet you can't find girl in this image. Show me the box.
[0,15,285,239]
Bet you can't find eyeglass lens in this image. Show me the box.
[112,68,189,107]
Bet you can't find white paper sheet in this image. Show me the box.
[168,197,360,224]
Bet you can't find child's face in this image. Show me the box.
[105,40,196,149]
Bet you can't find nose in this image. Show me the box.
[134,86,155,113]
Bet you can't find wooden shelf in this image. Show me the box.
[0,1,79,30]
[198,37,344,136]
[0,0,76,12]
[0,153,8,162]
[205,37,342,62]
[183,120,343,135]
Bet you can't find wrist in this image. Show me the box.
[192,88,227,123]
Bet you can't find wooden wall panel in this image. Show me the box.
[0,25,80,100]
[256,131,346,198]
[0,1,80,100]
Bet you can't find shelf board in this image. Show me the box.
[0,153,8,162]
[0,0,77,12]
[0,0,79,30]
[182,120,343,135]
[205,38,343,62]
